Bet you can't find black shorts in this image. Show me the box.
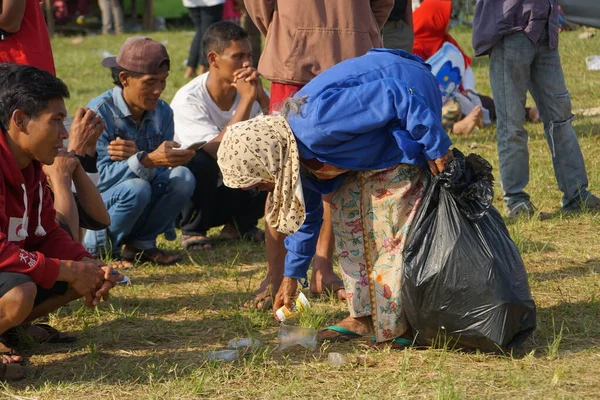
[0,272,69,306]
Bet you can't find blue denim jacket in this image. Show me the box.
[87,87,174,193]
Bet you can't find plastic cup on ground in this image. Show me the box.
[327,352,349,367]
[228,338,260,350]
[278,323,317,351]
[207,349,238,362]
[586,55,600,71]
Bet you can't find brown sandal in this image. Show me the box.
[123,246,181,266]
[0,362,27,381]
[181,234,213,251]
[5,324,77,344]
[29,324,78,344]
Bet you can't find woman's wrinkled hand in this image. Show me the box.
[273,277,298,321]
[427,150,453,176]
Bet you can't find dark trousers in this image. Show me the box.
[186,5,224,69]
[179,150,266,236]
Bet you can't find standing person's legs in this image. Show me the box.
[110,0,124,35]
[489,32,536,211]
[180,150,223,250]
[98,0,113,35]
[128,167,195,252]
[382,20,414,53]
[185,7,204,78]
[528,35,594,210]
[198,4,224,71]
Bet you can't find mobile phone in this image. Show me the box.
[174,141,207,151]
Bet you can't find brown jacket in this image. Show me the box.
[244,0,393,85]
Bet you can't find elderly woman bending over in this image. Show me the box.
[217,49,452,347]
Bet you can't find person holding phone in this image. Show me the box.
[84,37,196,266]
[172,22,268,251]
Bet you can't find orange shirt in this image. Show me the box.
[0,0,56,75]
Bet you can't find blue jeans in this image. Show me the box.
[84,166,195,255]
[489,31,590,209]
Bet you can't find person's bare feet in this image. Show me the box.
[184,66,197,79]
[310,258,347,300]
[0,338,21,364]
[219,223,240,240]
[109,259,134,269]
[527,107,540,123]
[317,315,373,341]
[452,105,483,135]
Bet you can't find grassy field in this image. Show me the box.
[3,27,600,399]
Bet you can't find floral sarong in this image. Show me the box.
[331,164,427,342]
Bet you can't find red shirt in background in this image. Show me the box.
[0,0,56,76]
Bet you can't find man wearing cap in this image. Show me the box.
[84,37,196,265]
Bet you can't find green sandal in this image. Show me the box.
[318,326,363,342]
[371,336,413,349]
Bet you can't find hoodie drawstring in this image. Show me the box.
[17,184,29,239]
[35,183,46,236]
[17,183,47,239]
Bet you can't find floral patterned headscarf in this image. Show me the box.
[217,115,306,235]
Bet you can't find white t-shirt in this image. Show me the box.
[182,0,225,8]
[171,72,265,149]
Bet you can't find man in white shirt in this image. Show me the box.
[172,21,269,251]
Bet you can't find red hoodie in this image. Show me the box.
[0,132,91,288]
[0,0,56,76]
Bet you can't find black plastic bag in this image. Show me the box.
[402,149,536,352]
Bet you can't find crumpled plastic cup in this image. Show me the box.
[327,352,349,367]
[227,338,260,350]
[278,323,317,351]
[206,349,238,362]
[586,56,600,71]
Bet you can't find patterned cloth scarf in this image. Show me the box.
[217,115,306,235]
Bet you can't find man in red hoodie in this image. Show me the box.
[0,63,121,380]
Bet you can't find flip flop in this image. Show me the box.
[0,363,28,381]
[370,336,413,349]
[30,324,78,344]
[181,234,213,251]
[318,326,363,342]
